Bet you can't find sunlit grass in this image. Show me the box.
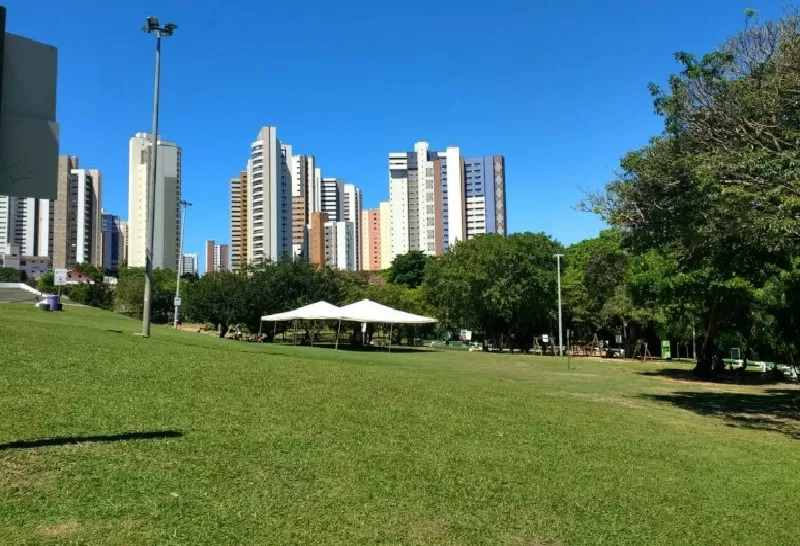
[1,303,797,545]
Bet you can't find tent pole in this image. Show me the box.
[335,319,341,350]
[272,320,276,341]
[389,324,393,353]
[258,320,263,337]
[312,320,315,346]
[293,320,297,346]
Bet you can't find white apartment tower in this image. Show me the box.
[0,196,52,258]
[379,201,392,269]
[388,142,505,261]
[312,168,322,214]
[180,253,198,276]
[390,142,452,259]
[292,154,318,205]
[128,133,182,271]
[68,168,102,266]
[291,154,317,259]
[246,126,292,264]
[320,177,344,222]
[388,152,410,258]
[342,183,362,270]
[324,220,355,271]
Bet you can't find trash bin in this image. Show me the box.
[37,301,50,311]
[46,294,60,311]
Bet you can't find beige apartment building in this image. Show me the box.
[230,170,248,270]
[52,156,102,268]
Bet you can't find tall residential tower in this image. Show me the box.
[388,142,506,262]
[245,126,292,264]
[229,170,247,270]
[128,133,182,271]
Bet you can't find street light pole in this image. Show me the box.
[141,16,177,338]
[554,253,564,357]
[174,199,191,328]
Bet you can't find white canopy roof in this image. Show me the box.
[261,301,342,322]
[337,299,437,324]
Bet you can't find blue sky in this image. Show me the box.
[3,0,783,271]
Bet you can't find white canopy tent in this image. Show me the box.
[260,301,342,322]
[334,299,437,351]
[259,301,342,345]
[337,299,437,324]
[258,299,437,350]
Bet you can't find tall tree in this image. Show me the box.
[425,233,562,350]
[583,9,800,372]
[387,251,431,288]
[562,230,629,335]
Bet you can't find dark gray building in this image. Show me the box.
[0,5,59,200]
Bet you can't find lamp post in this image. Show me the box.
[141,16,177,338]
[174,199,191,328]
[554,253,564,357]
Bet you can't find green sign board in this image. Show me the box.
[661,340,671,359]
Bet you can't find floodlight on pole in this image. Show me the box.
[140,16,177,338]
[554,253,565,357]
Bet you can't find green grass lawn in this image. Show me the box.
[1,303,798,545]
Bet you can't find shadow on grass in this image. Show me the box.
[0,430,183,451]
[640,367,784,386]
[641,390,800,438]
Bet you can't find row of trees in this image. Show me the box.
[581,8,800,372]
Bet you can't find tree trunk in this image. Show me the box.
[694,294,722,375]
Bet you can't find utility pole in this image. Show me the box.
[141,16,177,338]
[174,199,191,328]
[554,253,564,357]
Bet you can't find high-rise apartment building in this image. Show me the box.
[204,239,229,273]
[217,244,229,272]
[361,208,383,271]
[128,133,182,271]
[52,155,77,266]
[379,201,392,269]
[101,210,123,271]
[388,142,506,262]
[180,253,198,276]
[119,220,129,266]
[230,126,365,270]
[63,168,102,267]
[342,183,362,270]
[312,169,322,214]
[324,220,355,271]
[47,158,103,269]
[463,156,507,239]
[291,154,316,259]
[245,126,292,264]
[229,170,247,270]
[320,177,343,222]
[0,12,60,201]
[0,195,52,258]
[308,211,327,268]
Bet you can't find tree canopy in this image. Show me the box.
[582,9,800,372]
[387,251,431,288]
[425,233,562,351]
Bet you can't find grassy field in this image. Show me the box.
[1,303,798,545]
